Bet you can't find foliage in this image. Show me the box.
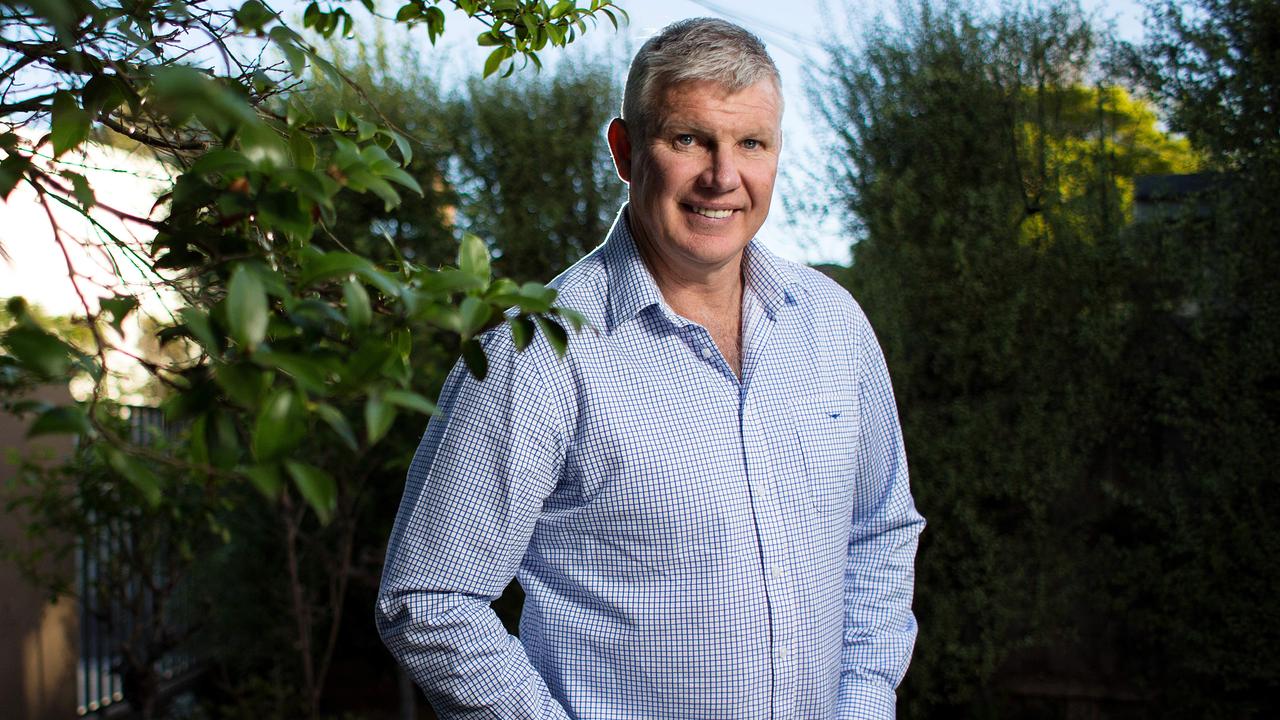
[444,61,624,282]
[1105,0,1280,715]
[809,1,1273,716]
[1127,0,1279,169]
[1,1,624,717]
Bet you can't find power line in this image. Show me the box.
[684,0,818,61]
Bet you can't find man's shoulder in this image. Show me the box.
[774,256,870,329]
[472,246,608,371]
[546,244,610,325]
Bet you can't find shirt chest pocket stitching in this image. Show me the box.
[790,396,860,514]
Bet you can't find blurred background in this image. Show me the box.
[2,0,1276,718]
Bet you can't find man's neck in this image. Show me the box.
[630,222,746,376]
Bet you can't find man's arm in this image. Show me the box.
[836,317,926,718]
[375,330,570,720]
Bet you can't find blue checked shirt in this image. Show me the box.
[376,209,924,719]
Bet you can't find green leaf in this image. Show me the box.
[483,46,509,78]
[415,268,488,295]
[188,416,210,466]
[234,0,274,31]
[383,389,439,416]
[395,2,422,22]
[342,278,372,329]
[459,296,492,337]
[419,303,464,333]
[286,460,337,523]
[555,306,588,332]
[214,362,273,408]
[314,402,359,451]
[227,264,269,351]
[2,326,72,378]
[99,294,138,335]
[253,350,329,394]
[536,315,568,357]
[27,405,92,438]
[382,166,423,195]
[462,338,488,380]
[425,6,446,40]
[364,393,397,445]
[379,128,413,164]
[103,447,163,507]
[300,248,401,297]
[508,314,536,350]
[0,152,30,199]
[189,148,252,177]
[244,463,284,498]
[516,281,556,312]
[65,171,95,208]
[289,129,316,170]
[210,411,242,468]
[179,307,220,356]
[50,90,90,157]
[458,233,491,280]
[550,0,574,19]
[251,389,306,462]
[546,21,565,46]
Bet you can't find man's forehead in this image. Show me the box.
[651,79,783,129]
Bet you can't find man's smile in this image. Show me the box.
[685,204,736,219]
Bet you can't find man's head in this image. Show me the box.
[607,19,783,281]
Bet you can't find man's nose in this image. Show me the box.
[698,146,742,193]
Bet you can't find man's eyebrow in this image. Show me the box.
[655,119,778,139]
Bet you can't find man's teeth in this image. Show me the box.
[691,207,733,219]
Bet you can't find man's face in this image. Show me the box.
[608,79,782,280]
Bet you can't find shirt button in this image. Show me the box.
[700,346,712,360]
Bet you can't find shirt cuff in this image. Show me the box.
[835,676,896,719]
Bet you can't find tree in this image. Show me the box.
[814,1,1204,715]
[1106,1,1280,714]
[0,1,625,717]
[445,61,624,282]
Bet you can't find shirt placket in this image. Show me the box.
[739,298,800,720]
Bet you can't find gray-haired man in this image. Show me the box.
[377,18,924,719]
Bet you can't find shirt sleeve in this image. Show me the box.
[836,317,925,718]
[375,328,571,720]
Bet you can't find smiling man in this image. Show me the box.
[376,18,924,720]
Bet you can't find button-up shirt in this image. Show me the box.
[376,209,924,719]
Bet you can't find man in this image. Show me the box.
[376,18,924,719]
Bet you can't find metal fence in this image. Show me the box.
[77,406,194,717]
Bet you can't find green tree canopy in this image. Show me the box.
[810,1,1268,715]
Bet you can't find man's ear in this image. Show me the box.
[606,117,633,184]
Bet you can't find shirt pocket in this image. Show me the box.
[790,395,859,515]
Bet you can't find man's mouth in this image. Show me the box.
[687,205,735,219]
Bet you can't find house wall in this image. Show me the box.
[1,383,79,720]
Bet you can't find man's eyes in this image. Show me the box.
[670,135,766,149]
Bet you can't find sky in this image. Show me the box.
[417,0,1150,265]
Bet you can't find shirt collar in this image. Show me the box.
[603,205,802,333]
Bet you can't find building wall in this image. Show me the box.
[1,384,78,720]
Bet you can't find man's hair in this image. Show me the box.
[621,18,781,141]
